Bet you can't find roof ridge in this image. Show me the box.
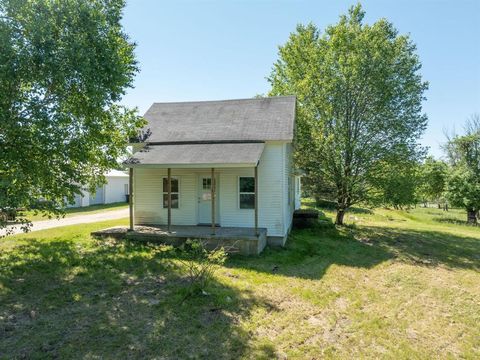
[145,140,265,146]
[151,95,296,106]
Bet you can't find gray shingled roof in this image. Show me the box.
[142,96,296,142]
[127,143,265,167]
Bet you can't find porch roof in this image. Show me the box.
[125,142,265,168]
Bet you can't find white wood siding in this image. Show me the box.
[134,168,197,225]
[283,143,295,233]
[104,177,129,204]
[133,142,290,237]
[258,142,285,236]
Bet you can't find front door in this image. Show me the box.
[198,175,219,224]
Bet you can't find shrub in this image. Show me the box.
[178,240,227,297]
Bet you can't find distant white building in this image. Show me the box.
[70,170,129,207]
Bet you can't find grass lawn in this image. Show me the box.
[0,205,479,359]
[21,202,128,222]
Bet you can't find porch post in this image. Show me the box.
[211,167,216,235]
[167,168,172,232]
[129,167,134,231]
[254,165,258,236]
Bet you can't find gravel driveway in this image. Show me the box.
[1,208,129,236]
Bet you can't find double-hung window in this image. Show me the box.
[162,177,179,208]
[239,177,255,209]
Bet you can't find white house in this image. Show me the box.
[71,170,129,207]
[125,96,301,250]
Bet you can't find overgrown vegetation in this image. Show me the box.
[1,205,478,358]
[177,240,228,298]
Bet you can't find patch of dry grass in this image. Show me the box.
[0,207,479,359]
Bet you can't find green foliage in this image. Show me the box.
[369,156,420,209]
[417,156,448,205]
[444,114,480,223]
[446,166,480,212]
[301,172,337,203]
[178,240,228,297]
[0,0,144,228]
[268,4,427,224]
[444,114,480,172]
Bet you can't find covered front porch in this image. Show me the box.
[126,142,264,230]
[94,141,271,254]
[92,225,267,255]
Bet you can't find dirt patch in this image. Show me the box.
[333,297,349,311]
[323,316,352,343]
[305,313,352,345]
[307,313,330,328]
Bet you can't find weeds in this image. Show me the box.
[177,239,227,298]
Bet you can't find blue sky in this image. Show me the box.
[121,0,480,157]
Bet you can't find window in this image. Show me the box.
[163,177,179,208]
[239,177,255,209]
[202,178,212,190]
[124,183,129,195]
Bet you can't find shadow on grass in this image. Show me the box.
[0,238,277,358]
[227,215,393,279]
[2,211,479,357]
[303,198,374,215]
[228,213,480,280]
[434,217,474,226]
[356,225,480,270]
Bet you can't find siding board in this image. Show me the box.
[133,142,289,237]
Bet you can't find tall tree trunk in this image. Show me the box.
[467,209,477,224]
[335,209,345,225]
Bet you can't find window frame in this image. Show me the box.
[162,176,180,209]
[238,176,255,210]
[202,177,212,190]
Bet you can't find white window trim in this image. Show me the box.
[238,176,255,210]
[162,176,180,209]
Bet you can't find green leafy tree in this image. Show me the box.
[0,0,144,230]
[446,167,480,223]
[301,171,337,205]
[444,114,480,169]
[369,155,420,209]
[444,114,480,223]
[268,4,427,224]
[417,156,448,207]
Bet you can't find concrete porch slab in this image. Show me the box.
[91,225,267,255]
